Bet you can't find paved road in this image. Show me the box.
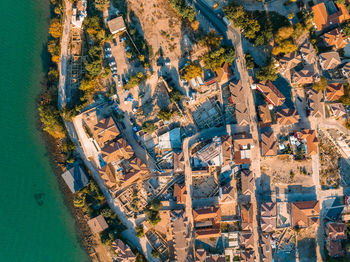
[191,1,262,258]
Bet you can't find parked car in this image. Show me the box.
[104,47,111,52]
[125,46,131,52]
[104,53,112,58]
[113,38,117,46]
[120,36,127,42]
[109,61,116,66]
[118,75,121,87]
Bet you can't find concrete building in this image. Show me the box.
[61,164,89,193]
[107,16,126,35]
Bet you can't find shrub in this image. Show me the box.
[313,76,327,92]
[136,225,144,237]
[256,60,278,81]
[142,122,156,134]
[182,62,202,81]
[38,104,66,139]
[158,109,173,121]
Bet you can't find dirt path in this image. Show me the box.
[58,0,72,109]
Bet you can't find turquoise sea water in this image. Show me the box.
[0,0,88,261]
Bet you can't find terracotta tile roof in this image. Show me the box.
[88,214,108,234]
[307,88,325,118]
[261,202,277,217]
[216,62,232,84]
[327,240,345,258]
[327,223,347,241]
[254,81,286,106]
[195,250,226,262]
[195,249,207,262]
[326,83,344,101]
[261,132,277,156]
[233,133,253,164]
[193,207,221,221]
[323,28,347,49]
[221,135,233,166]
[312,3,350,31]
[299,129,319,156]
[174,183,187,204]
[240,250,255,262]
[241,169,254,196]
[261,216,277,232]
[100,137,133,163]
[291,69,319,85]
[329,103,347,118]
[173,151,185,173]
[278,51,302,72]
[112,239,136,261]
[241,203,253,231]
[99,164,118,191]
[239,232,254,249]
[291,201,320,228]
[319,51,341,70]
[276,108,300,126]
[229,81,250,126]
[258,104,272,126]
[299,40,317,64]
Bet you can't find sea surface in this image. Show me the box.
[0,0,88,261]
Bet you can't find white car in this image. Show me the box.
[104,53,112,58]
[109,61,116,66]
[104,47,111,52]
[118,76,121,87]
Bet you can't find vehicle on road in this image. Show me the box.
[104,53,112,58]
[118,75,122,87]
[223,16,231,26]
[104,47,111,52]
[109,61,116,66]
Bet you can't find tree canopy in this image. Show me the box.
[49,18,62,38]
[256,60,278,81]
[182,62,202,81]
[313,76,327,92]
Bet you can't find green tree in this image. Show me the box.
[256,60,278,81]
[342,21,350,37]
[245,53,255,69]
[49,18,62,38]
[272,40,297,55]
[151,250,160,258]
[275,26,294,43]
[158,109,173,121]
[62,139,76,152]
[198,31,222,48]
[101,208,113,218]
[182,62,202,81]
[38,105,66,139]
[170,90,183,103]
[203,48,226,71]
[224,47,236,64]
[313,76,327,92]
[73,194,86,208]
[47,68,59,84]
[142,122,156,133]
[136,225,144,237]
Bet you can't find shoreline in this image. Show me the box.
[36,1,94,258]
[35,117,93,261]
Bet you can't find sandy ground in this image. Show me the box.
[91,234,113,262]
[261,156,313,188]
[127,0,183,61]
